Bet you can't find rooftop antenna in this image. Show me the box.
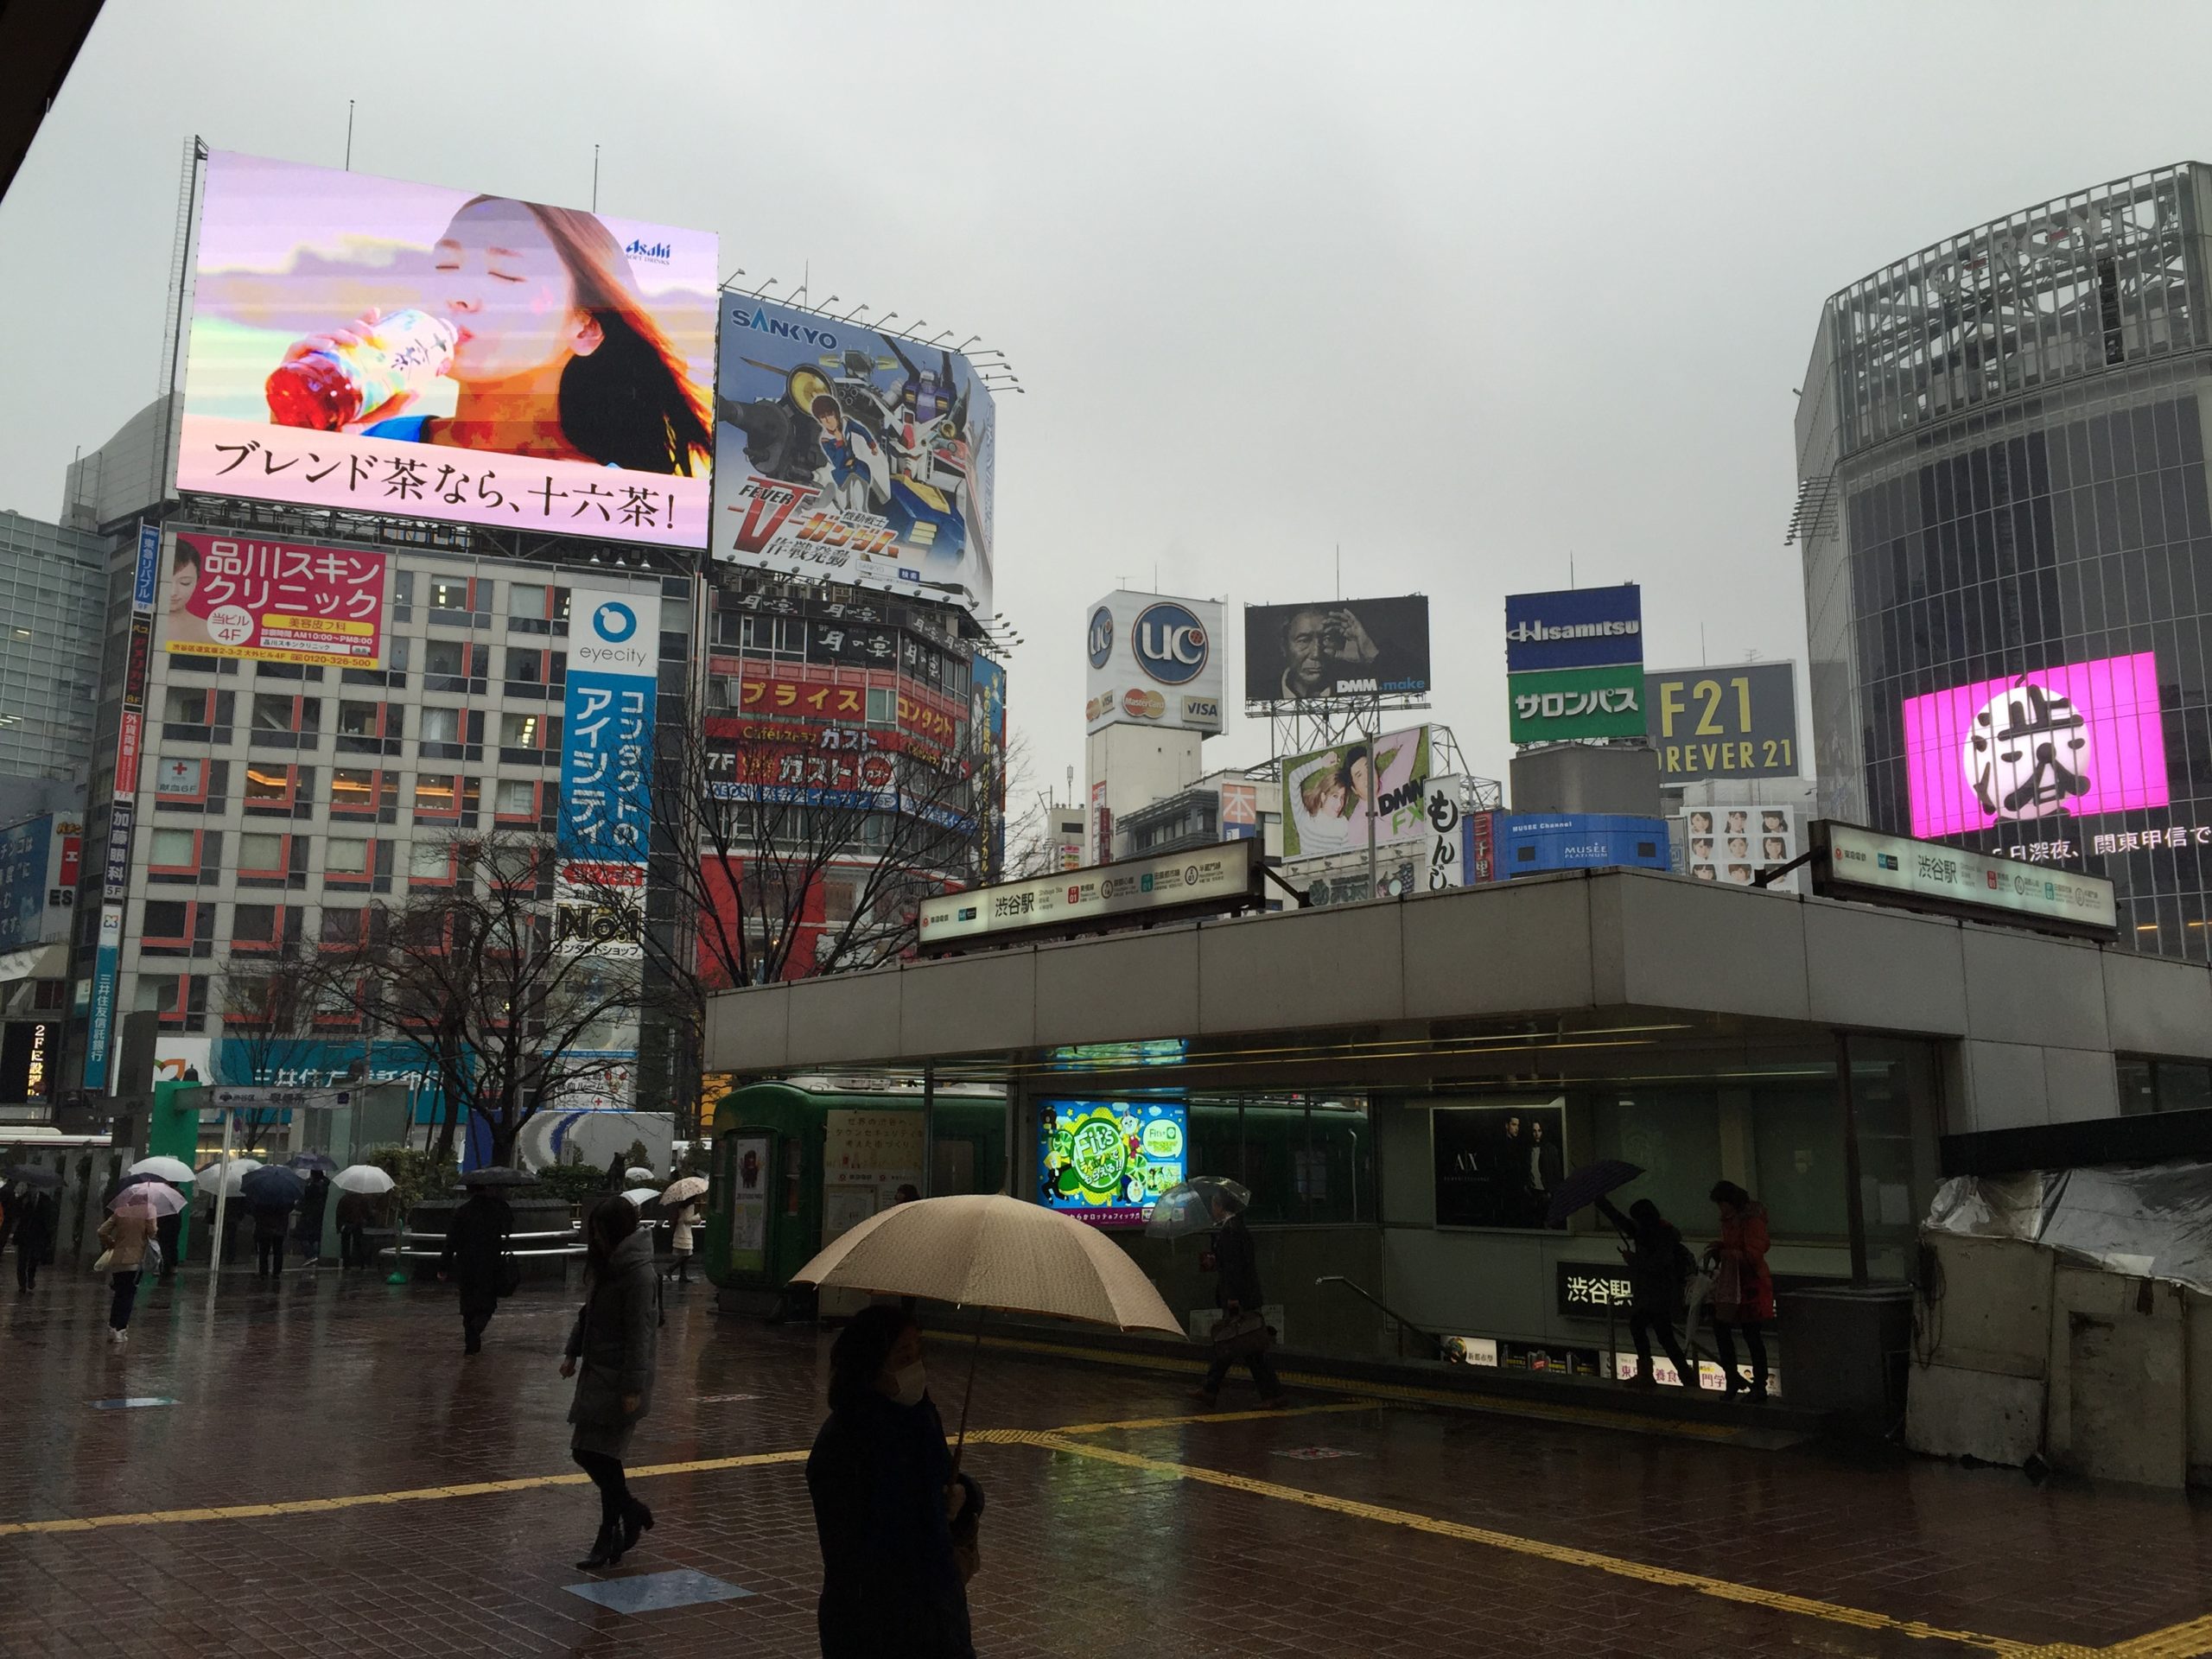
[591,144,600,211]
[345,99,355,171]
[1335,543,1340,600]
[1700,624,1707,667]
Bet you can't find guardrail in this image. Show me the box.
[380,1225,587,1263]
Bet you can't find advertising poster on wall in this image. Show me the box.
[166,532,387,666]
[823,1109,925,1243]
[1039,1100,1187,1226]
[177,151,718,549]
[1505,585,1645,747]
[1433,1101,1567,1230]
[1900,653,2169,838]
[971,655,1007,881]
[0,817,55,954]
[1645,662,1800,783]
[1220,781,1259,842]
[714,297,995,613]
[1280,726,1431,859]
[1243,595,1432,703]
[726,1134,772,1274]
[1681,804,1799,889]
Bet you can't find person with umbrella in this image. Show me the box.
[563,1196,660,1571]
[332,1165,395,1271]
[6,1168,58,1293]
[439,1175,514,1355]
[1596,1195,1698,1389]
[241,1166,304,1281]
[1194,1186,1286,1411]
[806,1303,975,1659]
[661,1175,707,1287]
[99,1187,163,1344]
[131,1158,195,1283]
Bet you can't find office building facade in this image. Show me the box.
[1796,163,2212,958]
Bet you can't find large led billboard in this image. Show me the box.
[178,151,718,549]
[1901,653,2169,838]
[1039,1100,1187,1226]
[1243,595,1431,703]
[1280,725,1432,859]
[713,298,995,613]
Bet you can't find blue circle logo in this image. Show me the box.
[1086,607,1114,671]
[594,601,638,643]
[1133,601,1208,685]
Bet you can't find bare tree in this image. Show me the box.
[310,829,652,1168]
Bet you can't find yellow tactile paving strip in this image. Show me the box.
[2,1400,2204,1656]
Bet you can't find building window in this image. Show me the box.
[499,711,559,765]
[428,575,489,627]
[420,706,462,746]
[136,972,208,1031]
[505,647,563,697]
[249,693,320,749]
[495,779,539,821]
[140,899,212,957]
[325,837,372,877]
[508,583,569,634]
[230,903,301,952]
[336,700,403,755]
[320,906,365,946]
[238,831,286,875]
[331,766,396,819]
[409,842,456,886]
[2119,1058,2212,1115]
[148,827,199,878]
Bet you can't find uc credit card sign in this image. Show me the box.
[1504,585,1643,672]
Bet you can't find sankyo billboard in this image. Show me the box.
[713,298,995,614]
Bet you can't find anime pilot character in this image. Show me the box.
[1966,677,2091,821]
[809,393,889,512]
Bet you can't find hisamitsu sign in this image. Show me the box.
[918,839,1260,953]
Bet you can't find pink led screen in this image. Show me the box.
[1901,652,2170,838]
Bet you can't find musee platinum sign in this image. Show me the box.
[919,839,1258,951]
[1811,821,2118,939]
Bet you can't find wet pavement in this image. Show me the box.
[2,1268,2209,1658]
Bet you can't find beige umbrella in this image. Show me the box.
[660,1175,709,1206]
[791,1194,1181,1463]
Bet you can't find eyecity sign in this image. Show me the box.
[1808,820,2118,941]
[918,838,1260,953]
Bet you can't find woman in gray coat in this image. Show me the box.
[563,1197,660,1570]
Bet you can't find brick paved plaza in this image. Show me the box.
[3,1271,2209,1658]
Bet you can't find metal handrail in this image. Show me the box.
[1316,1274,1442,1359]
[380,1224,587,1262]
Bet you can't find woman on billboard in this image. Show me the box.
[272,197,711,476]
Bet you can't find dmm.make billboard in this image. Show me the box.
[177,150,717,549]
[1243,595,1431,703]
[1281,726,1431,859]
[167,531,386,666]
[1505,585,1644,744]
[714,299,995,613]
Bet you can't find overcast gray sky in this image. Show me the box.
[9,0,2212,803]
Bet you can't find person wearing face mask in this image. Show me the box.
[562,1197,660,1571]
[806,1304,976,1659]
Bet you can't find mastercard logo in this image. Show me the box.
[1122,688,1166,720]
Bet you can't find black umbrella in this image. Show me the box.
[3,1165,60,1189]
[239,1165,307,1208]
[460,1167,535,1188]
[289,1152,340,1175]
[1546,1160,1644,1228]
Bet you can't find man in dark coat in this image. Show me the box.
[1598,1195,1697,1388]
[14,1186,55,1291]
[295,1171,332,1263]
[439,1190,512,1355]
[1194,1193,1285,1408]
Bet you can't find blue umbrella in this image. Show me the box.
[289,1152,340,1175]
[239,1165,306,1208]
[1546,1160,1644,1228]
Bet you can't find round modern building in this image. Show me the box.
[1795,162,2212,963]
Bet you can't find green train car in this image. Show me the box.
[702,1079,1376,1305]
[702,1080,1009,1300]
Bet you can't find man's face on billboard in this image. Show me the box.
[1503,1115,1520,1138]
[1283,610,1332,694]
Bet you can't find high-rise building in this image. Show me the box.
[0,509,105,820]
[1795,164,2212,957]
[62,397,690,1118]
